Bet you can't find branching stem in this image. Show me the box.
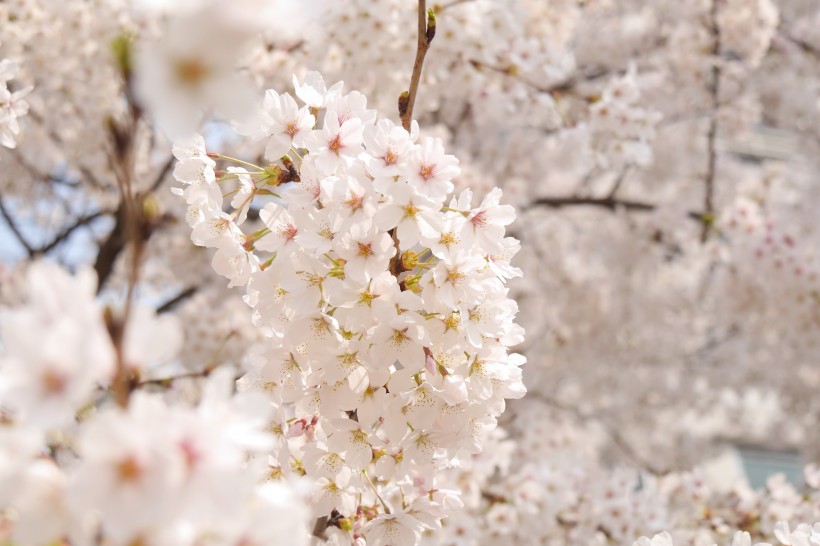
[400,1,435,131]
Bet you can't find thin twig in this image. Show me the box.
[528,195,705,222]
[94,205,125,293]
[701,0,722,242]
[468,59,589,99]
[399,0,435,131]
[391,1,437,276]
[106,62,147,408]
[780,32,820,60]
[0,198,34,256]
[137,367,215,387]
[148,155,174,193]
[606,167,631,200]
[156,286,199,314]
[35,210,111,255]
[5,148,52,186]
[363,470,392,514]
[26,110,107,190]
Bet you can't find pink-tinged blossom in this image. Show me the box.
[236,89,315,161]
[364,118,414,183]
[320,174,379,232]
[304,114,364,174]
[461,187,517,254]
[374,181,442,248]
[405,137,459,205]
[335,224,396,283]
[424,252,493,311]
[256,203,300,253]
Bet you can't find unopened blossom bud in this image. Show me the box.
[398,91,410,118]
[426,9,437,44]
[110,33,133,80]
[401,250,419,270]
[140,193,161,224]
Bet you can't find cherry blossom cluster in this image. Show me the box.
[719,197,820,329]
[421,398,820,546]
[422,401,670,546]
[0,52,30,157]
[3,1,820,545]
[635,521,820,546]
[173,71,526,545]
[585,66,663,169]
[0,0,126,191]
[0,262,311,546]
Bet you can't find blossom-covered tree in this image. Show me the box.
[1,0,819,545]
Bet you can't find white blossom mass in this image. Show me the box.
[1,0,819,545]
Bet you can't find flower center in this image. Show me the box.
[357,242,374,258]
[116,456,143,484]
[345,194,364,211]
[383,149,398,165]
[329,135,343,154]
[280,224,298,240]
[175,58,209,87]
[446,268,464,285]
[41,369,68,395]
[419,163,436,181]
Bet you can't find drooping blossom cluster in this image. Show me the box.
[172,71,526,545]
[0,262,311,546]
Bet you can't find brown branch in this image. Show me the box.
[156,286,199,314]
[391,1,437,276]
[528,195,705,222]
[136,330,240,389]
[26,110,108,190]
[148,155,174,193]
[701,0,722,242]
[529,195,654,212]
[469,58,613,98]
[606,167,630,200]
[5,148,53,186]
[94,199,172,293]
[94,204,126,293]
[137,367,215,388]
[106,46,149,408]
[469,59,585,99]
[780,32,820,60]
[35,210,111,255]
[0,198,34,256]
[399,0,436,131]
